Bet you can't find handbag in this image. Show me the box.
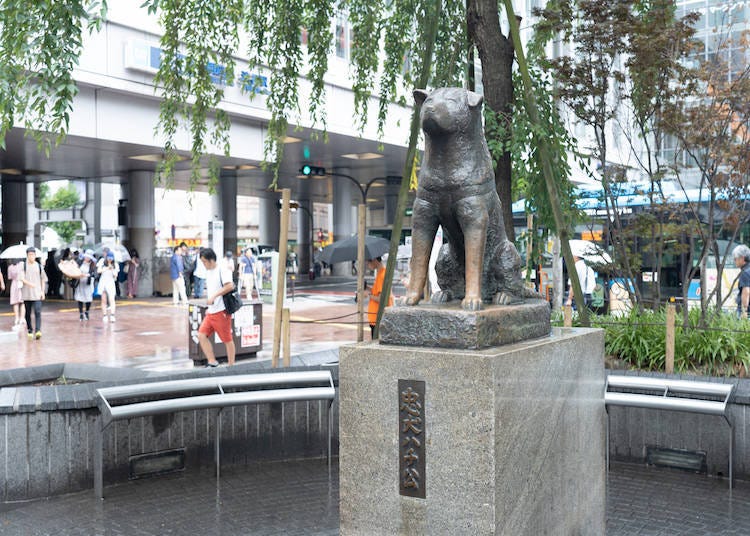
[220,271,242,315]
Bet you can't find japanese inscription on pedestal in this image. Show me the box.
[398,379,426,498]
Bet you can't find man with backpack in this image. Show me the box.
[20,246,47,339]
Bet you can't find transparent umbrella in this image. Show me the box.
[568,239,612,266]
[91,243,131,263]
[0,243,42,259]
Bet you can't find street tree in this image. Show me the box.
[662,27,750,325]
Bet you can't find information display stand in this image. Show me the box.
[187,299,263,366]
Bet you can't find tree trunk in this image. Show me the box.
[467,0,516,242]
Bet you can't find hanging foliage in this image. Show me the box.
[0,0,107,153]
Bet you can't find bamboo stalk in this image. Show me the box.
[272,188,291,367]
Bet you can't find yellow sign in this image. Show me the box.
[167,239,203,247]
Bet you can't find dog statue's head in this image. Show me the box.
[414,87,484,137]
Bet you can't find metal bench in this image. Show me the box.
[93,370,336,499]
[605,375,735,488]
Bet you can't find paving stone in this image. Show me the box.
[0,459,747,535]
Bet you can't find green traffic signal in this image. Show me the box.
[299,165,325,176]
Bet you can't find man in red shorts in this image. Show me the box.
[197,248,236,367]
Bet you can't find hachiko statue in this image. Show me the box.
[403,87,536,311]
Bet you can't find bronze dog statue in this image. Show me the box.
[403,87,534,311]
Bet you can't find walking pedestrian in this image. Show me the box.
[21,247,46,339]
[733,245,750,318]
[98,252,118,322]
[75,251,97,321]
[126,248,140,298]
[566,255,596,310]
[193,247,207,298]
[44,250,62,298]
[7,260,24,330]
[170,244,189,305]
[238,247,257,299]
[196,248,236,367]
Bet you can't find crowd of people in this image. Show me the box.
[4,246,141,336]
[169,243,258,305]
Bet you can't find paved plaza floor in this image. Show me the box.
[0,278,366,372]
[0,460,747,535]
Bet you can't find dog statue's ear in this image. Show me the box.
[413,89,429,106]
[467,90,483,108]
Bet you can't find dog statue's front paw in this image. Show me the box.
[402,292,422,306]
[461,295,483,311]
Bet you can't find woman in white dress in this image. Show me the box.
[74,251,97,321]
[97,252,119,322]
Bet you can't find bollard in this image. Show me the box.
[665,302,676,374]
[563,305,573,327]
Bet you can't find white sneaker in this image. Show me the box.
[103,316,109,323]
[110,316,116,323]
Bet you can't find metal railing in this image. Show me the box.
[605,374,734,488]
[93,370,335,499]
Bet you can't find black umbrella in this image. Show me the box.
[318,235,391,264]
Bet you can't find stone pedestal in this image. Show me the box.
[380,299,551,349]
[339,327,605,536]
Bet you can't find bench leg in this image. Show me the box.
[215,408,222,480]
[94,419,104,500]
[327,401,332,469]
[728,418,734,490]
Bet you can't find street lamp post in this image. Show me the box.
[290,201,315,280]
[323,172,400,341]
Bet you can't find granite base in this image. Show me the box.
[339,327,605,535]
[379,299,551,349]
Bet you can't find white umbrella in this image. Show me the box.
[568,239,612,265]
[0,243,42,260]
[92,243,131,263]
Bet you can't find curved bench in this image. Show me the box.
[94,370,335,499]
[605,375,734,488]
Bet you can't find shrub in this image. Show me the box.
[552,307,750,376]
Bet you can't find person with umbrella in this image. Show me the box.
[20,246,47,339]
[7,259,23,330]
[566,254,596,311]
[366,256,393,338]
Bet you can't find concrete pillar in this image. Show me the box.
[213,172,238,256]
[127,171,156,297]
[383,175,403,226]
[332,171,357,275]
[297,198,313,275]
[258,195,281,249]
[1,177,29,246]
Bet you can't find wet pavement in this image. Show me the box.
[2,277,748,534]
[0,460,747,535]
[0,277,367,372]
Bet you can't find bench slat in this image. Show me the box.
[605,392,727,416]
[102,386,336,424]
[606,376,733,397]
[97,371,333,402]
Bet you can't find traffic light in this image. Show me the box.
[300,165,326,176]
